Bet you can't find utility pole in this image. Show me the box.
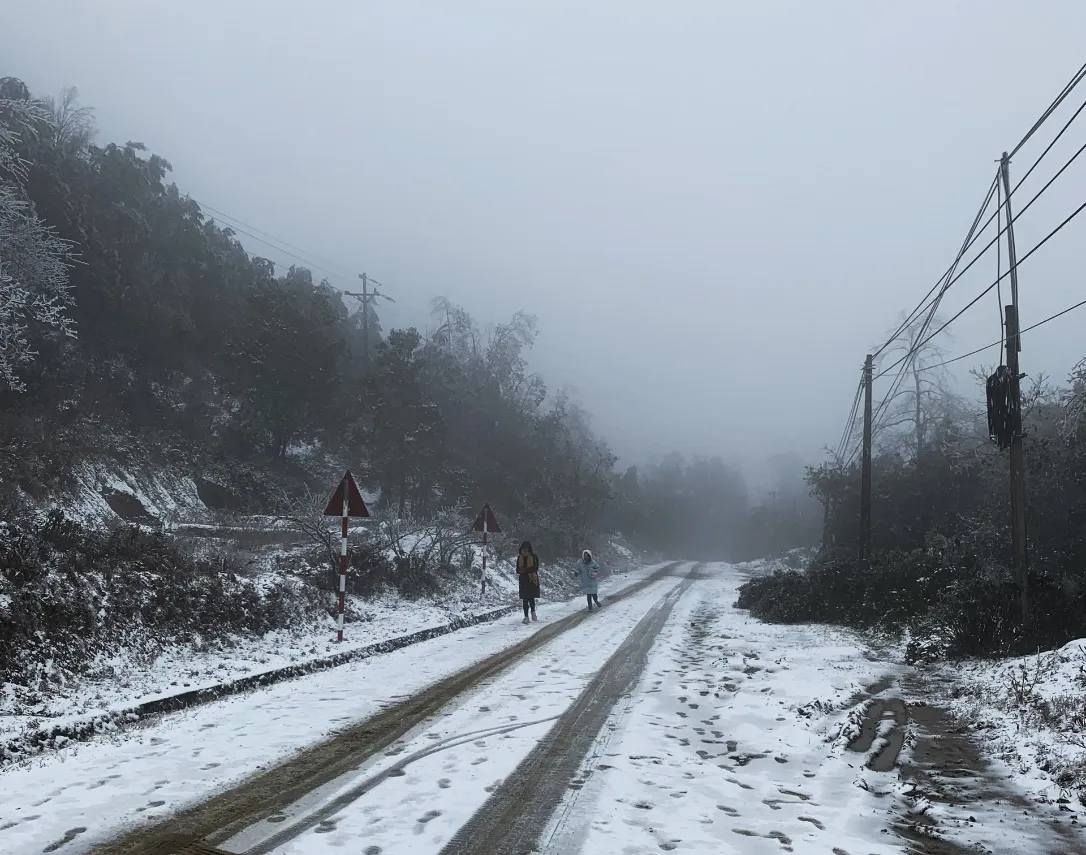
[860,354,873,563]
[359,272,369,374]
[344,273,394,375]
[1001,151,1029,627]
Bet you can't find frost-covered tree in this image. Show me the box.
[0,80,74,391]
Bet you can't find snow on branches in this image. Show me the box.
[0,94,75,391]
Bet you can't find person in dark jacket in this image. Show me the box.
[517,541,541,624]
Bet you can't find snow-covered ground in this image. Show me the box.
[0,563,666,855]
[546,564,910,854]
[222,573,690,855]
[938,639,1086,812]
[7,559,1079,855]
[0,584,515,743]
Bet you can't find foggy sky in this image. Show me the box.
[4,1,1086,492]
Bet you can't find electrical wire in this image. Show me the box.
[1011,59,1086,158]
[875,128,1086,386]
[842,64,1086,461]
[1011,94,1086,200]
[875,195,1086,381]
[206,217,345,279]
[835,374,865,463]
[877,133,1086,362]
[923,295,1086,371]
[869,167,1003,428]
[996,171,1004,354]
[873,172,999,358]
[873,90,1086,360]
[185,198,426,321]
[193,200,355,280]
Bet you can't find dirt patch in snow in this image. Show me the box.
[895,678,1086,855]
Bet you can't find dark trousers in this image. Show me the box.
[522,597,536,617]
[586,593,600,608]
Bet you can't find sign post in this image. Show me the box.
[323,470,370,641]
[472,504,501,599]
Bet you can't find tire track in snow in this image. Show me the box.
[437,564,703,855]
[87,563,686,855]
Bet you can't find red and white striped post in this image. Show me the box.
[480,513,488,599]
[323,470,370,644]
[472,504,501,601]
[338,481,348,642]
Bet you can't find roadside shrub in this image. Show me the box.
[0,509,317,689]
[739,540,1086,660]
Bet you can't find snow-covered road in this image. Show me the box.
[545,564,907,854]
[0,565,674,855]
[5,562,1065,855]
[223,573,690,855]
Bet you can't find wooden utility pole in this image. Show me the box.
[359,272,370,374]
[1001,151,1029,627]
[860,354,873,563]
[344,272,394,374]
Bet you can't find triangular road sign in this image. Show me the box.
[323,470,370,517]
[472,503,501,533]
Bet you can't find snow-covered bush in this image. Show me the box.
[0,509,320,690]
[0,85,75,391]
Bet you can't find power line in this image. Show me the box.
[841,62,1086,468]
[874,124,1086,387]
[186,198,434,325]
[873,88,1086,360]
[193,199,356,280]
[1011,59,1086,158]
[924,295,1086,371]
[876,128,1086,362]
[873,172,999,358]
[205,217,344,279]
[1011,92,1086,201]
[875,194,1086,381]
[869,168,1001,429]
[835,374,864,463]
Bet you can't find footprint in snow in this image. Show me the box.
[437,778,451,789]
[413,810,442,834]
[41,827,87,853]
[799,816,825,830]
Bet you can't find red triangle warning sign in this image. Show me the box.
[472,503,501,533]
[323,470,370,517]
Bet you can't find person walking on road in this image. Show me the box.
[517,541,541,624]
[575,550,602,611]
